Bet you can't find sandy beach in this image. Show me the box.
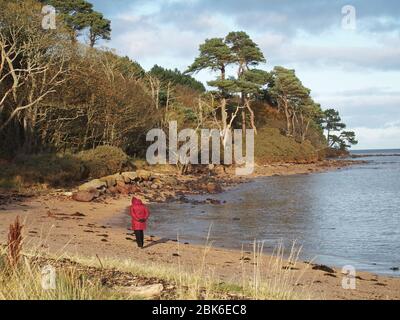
[1,160,399,300]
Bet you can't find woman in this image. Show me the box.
[130,197,150,248]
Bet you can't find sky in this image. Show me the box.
[89,0,400,150]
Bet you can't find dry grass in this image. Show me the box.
[239,241,313,299]
[0,221,313,300]
[7,216,23,268]
[255,127,319,163]
[64,238,312,300]
[0,247,128,300]
[0,220,125,300]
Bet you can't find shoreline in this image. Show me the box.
[2,159,399,300]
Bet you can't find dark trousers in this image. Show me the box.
[134,230,144,248]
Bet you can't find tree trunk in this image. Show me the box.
[245,98,257,134]
[302,120,310,142]
[221,97,228,133]
[291,112,296,137]
[22,106,38,153]
[283,100,291,136]
[241,110,246,134]
[220,66,228,133]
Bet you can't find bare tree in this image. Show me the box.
[0,19,67,152]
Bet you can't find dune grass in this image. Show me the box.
[0,219,313,300]
[57,238,312,300]
[0,247,129,300]
[0,243,312,300]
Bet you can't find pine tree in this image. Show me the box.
[269,66,310,136]
[225,31,266,132]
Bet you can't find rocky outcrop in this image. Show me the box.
[72,190,97,202]
[206,182,222,193]
[72,169,226,203]
[121,171,137,183]
[73,170,158,202]
[99,175,117,188]
[136,169,152,181]
[78,179,106,191]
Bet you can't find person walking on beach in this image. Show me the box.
[130,197,150,248]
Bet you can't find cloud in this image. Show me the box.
[337,87,400,97]
[151,0,400,36]
[351,123,400,149]
[94,0,400,71]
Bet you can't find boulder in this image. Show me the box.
[116,185,130,195]
[72,190,96,202]
[107,186,119,194]
[142,181,152,187]
[214,165,226,175]
[116,180,126,187]
[160,176,177,186]
[114,174,125,184]
[152,178,162,185]
[206,198,221,205]
[136,170,152,181]
[115,284,163,298]
[90,189,101,198]
[206,182,222,193]
[99,175,117,188]
[129,185,142,193]
[121,171,137,183]
[79,179,106,191]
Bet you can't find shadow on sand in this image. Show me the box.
[142,237,171,249]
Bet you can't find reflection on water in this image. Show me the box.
[148,150,400,276]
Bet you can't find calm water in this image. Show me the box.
[148,149,400,276]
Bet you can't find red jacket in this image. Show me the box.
[130,198,150,231]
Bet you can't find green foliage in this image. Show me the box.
[108,54,145,79]
[225,31,266,73]
[40,0,92,32]
[185,38,235,75]
[320,109,357,150]
[321,109,346,134]
[268,66,313,137]
[41,0,111,45]
[77,146,130,179]
[207,78,238,92]
[330,131,358,150]
[150,65,205,92]
[236,69,271,94]
[87,11,111,47]
[269,67,310,104]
